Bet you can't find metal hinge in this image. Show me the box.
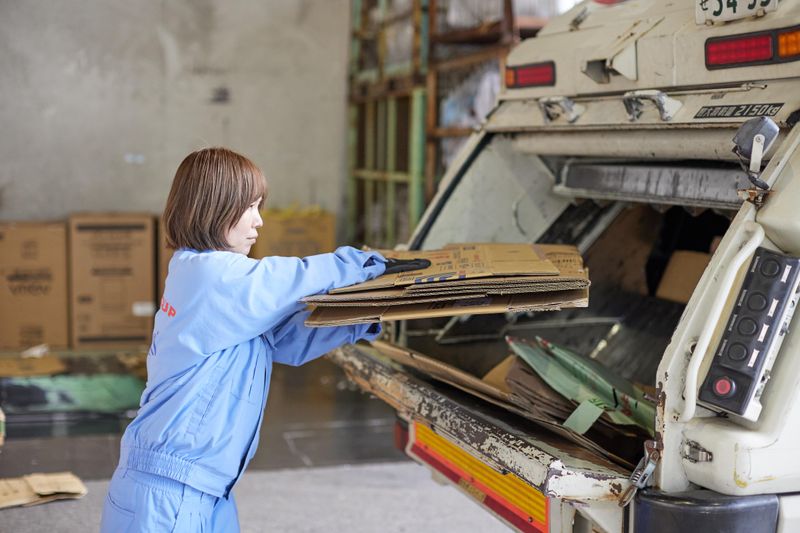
[538,96,585,124]
[622,90,682,122]
[681,439,714,463]
[618,439,662,507]
[737,187,771,208]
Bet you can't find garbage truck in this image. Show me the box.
[329,0,800,530]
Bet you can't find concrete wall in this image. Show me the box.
[0,0,351,221]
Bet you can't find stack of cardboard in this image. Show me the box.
[369,340,641,469]
[304,243,589,326]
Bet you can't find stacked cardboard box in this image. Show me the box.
[0,222,69,350]
[69,214,156,349]
[304,243,589,326]
[250,208,336,259]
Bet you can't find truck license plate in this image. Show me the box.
[696,0,779,24]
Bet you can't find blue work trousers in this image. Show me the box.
[100,468,239,532]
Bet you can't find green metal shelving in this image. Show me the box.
[347,0,428,248]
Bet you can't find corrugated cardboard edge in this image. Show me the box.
[329,243,561,294]
[305,288,589,326]
[304,280,588,305]
[372,340,515,406]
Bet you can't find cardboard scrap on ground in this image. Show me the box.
[0,472,87,510]
[305,243,589,327]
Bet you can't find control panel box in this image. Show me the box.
[699,247,800,421]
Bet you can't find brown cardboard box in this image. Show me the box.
[583,205,662,296]
[250,208,336,259]
[69,214,156,349]
[0,222,69,350]
[157,217,173,298]
[656,250,711,304]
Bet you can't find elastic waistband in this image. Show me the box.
[120,446,231,498]
[114,468,217,506]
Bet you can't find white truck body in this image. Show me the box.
[332,1,800,531]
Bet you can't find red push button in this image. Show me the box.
[713,377,736,397]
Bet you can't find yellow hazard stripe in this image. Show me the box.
[413,422,548,525]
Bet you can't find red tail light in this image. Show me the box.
[505,61,556,89]
[706,25,800,70]
[706,33,772,68]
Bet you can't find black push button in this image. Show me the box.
[761,260,780,277]
[738,318,758,336]
[728,343,748,361]
[700,247,800,418]
[748,292,768,311]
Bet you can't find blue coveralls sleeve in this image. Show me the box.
[268,308,381,366]
[196,246,385,354]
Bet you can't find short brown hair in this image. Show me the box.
[163,147,267,250]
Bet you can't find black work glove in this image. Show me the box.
[383,258,432,275]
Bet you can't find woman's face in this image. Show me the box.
[226,197,263,255]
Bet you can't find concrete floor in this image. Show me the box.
[0,357,509,531]
[1,463,509,532]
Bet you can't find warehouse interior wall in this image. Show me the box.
[0,0,350,221]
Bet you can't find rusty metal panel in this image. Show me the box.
[330,344,630,502]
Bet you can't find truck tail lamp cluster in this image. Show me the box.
[699,247,800,421]
[779,28,800,58]
[407,422,549,533]
[505,61,556,88]
[706,25,800,69]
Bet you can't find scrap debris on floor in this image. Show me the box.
[0,471,87,510]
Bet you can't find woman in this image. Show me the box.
[101,147,387,532]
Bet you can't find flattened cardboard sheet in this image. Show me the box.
[305,280,587,306]
[0,472,87,510]
[372,341,517,406]
[330,243,559,294]
[359,343,632,469]
[305,288,588,326]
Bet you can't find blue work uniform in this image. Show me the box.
[101,246,386,532]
